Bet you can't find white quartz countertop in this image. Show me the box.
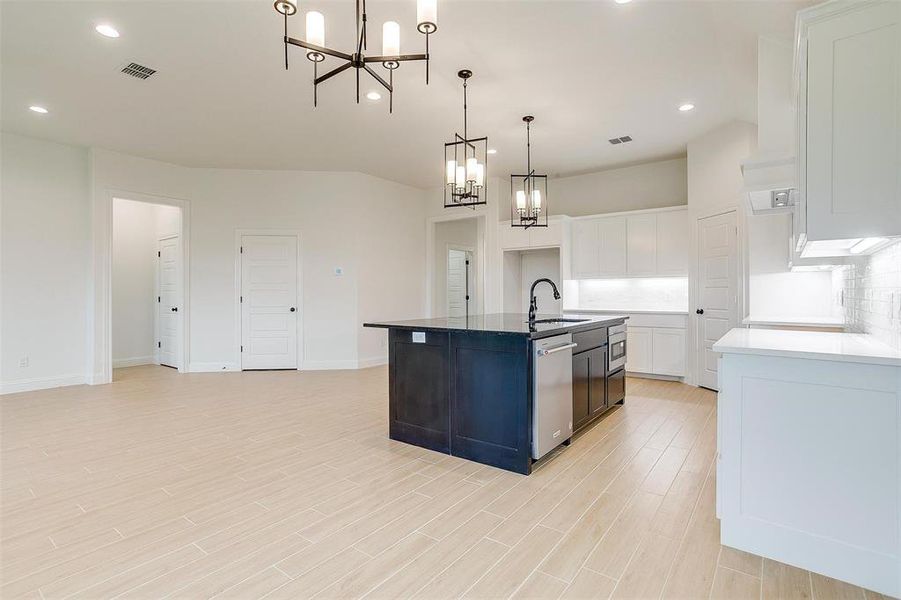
[742,315,845,328]
[564,308,689,315]
[713,328,901,367]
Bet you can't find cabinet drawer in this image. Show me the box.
[573,327,607,352]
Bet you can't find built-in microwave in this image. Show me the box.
[608,324,627,372]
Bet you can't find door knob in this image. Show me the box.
[290,307,296,312]
[171,307,178,312]
[696,309,704,315]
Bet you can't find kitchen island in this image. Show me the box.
[364,313,627,474]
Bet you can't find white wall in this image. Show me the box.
[1,133,91,393]
[1,134,430,392]
[552,157,687,217]
[111,199,181,367]
[432,218,480,317]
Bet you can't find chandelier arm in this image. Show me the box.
[362,64,393,92]
[361,0,367,51]
[286,37,353,61]
[314,61,354,85]
[363,53,428,63]
[284,12,288,70]
[425,33,430,84]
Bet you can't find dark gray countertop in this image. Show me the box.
[363,313,628,340]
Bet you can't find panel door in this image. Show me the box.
[572,352,591,431]
[697,211,738,390]
[157,236,181,369]
[598,217,627,276]
[626,326,653,373]
[241,235,298,370]
[655,209,689,275]
[626,214,657,276]
[588,346,608,415]
[652,328,685,376]
[447,249,472,318]
[572,219,600,278]
[805,1,901,240]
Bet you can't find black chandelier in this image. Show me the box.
[274,0,437,113]
[444,70,488,208]
[510,116,548,228]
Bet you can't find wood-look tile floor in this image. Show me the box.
[1,366,888,600]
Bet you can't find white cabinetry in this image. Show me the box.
[626,215,657,276]
[626,327,653,373]
[569,207,687,279]
[655,210,689,275]
[652,328,686,376]
[500,217,568,251]
[796,1,901,244]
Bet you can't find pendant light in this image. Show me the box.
[510,115,548,228]
[444,70,488,208]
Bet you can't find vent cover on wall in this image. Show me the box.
[608,135,633,145]
[120,62,157,80]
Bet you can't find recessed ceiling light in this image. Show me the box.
[678,103,695,112]
[365,91,381,101]
[615,0,633,4]
[95,24,120,38]
[487,148,497,154]
[29,105,48,114]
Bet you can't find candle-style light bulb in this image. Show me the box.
[306,11,324,46]
[417,0,437,33]
[382,21,400,56]
[474,163,484,187]
[446,160,457,185]
[466,157,478,182]
[455,166,466,191]
[531,189,542,212]
[516,190,527,211]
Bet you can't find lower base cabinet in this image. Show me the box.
[626,326,685,377]
[572,346,607,431]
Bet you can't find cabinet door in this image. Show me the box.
[530,219,563,248]
[598,217,627,276]
[572,219,600,278]
[572,352,591,431]
[805,2,901,241]
[588,346,608,416]
[655,210,689,275]
[499,220,531,250]
[652,328,685,376]
[627,214,657,276]
[626,326,653,373]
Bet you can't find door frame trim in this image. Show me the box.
[92,190,190,384]
[426,214,488,318]
[234,229,304,371]
[154,234,181,367]
[445,244,476,317]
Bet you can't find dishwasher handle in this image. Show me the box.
[537,342,578,357]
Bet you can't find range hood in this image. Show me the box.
[742,38,797,215]
[741,154,796,214]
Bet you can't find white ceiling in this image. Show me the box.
[1,0,808,188]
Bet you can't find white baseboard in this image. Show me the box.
[189,362,239,373]
[356,356,388,369]
[112,356,154,368]
[0,374,87,395]
[626,371,683,382]
[300,359,360,371]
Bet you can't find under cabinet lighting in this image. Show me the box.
[850,237,887,254]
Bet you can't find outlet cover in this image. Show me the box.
[19,356,28,368]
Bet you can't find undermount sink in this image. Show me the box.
[529,318,590,324]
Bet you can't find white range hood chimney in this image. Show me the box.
[742,37,797,214]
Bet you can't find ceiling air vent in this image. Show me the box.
[120,62,157,80]
[608,135,633,145]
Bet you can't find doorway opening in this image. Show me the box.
[111,198,184,378]
[432,217,483,317]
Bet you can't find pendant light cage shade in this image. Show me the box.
[510,115,548,228]
[444,69,487,209]
[510,173,548,228]
[444,135,488,208]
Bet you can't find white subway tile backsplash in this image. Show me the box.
[570,277,689,312]
[838,239,901,350]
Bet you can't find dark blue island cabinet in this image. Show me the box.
[365,313,627,475]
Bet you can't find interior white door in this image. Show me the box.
[447,248,471,318]
[241,235,298,370]
[157,235,181,369]
[697,211,738,390]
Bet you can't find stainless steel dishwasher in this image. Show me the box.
[532,333,577,460]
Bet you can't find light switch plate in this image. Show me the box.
[412,331,426,343]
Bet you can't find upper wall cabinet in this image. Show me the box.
[797,0,901,243]
[570,207,688,279]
